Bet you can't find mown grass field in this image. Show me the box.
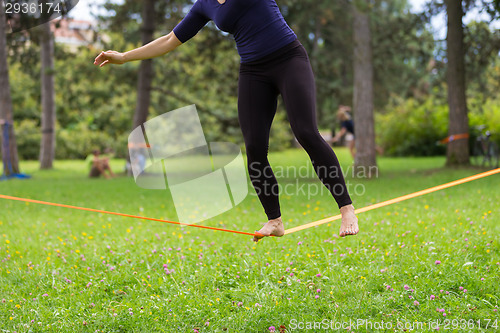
[1,148,499,332]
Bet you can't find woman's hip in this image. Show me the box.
[239,39,310,74]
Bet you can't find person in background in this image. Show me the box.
[85,149,115,179]
[331,105,384,159]
[331,105,355,159]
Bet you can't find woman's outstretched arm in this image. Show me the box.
[93,31,182,67]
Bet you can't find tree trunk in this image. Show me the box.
[39,22,56,169]
[445,0,469,166]
[352,1,376,177]
[0,3,20,175]
[132,0,156,129]
[311,15,321,122]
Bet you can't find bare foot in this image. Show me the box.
[339,204,359,237]
[253,217,285,242]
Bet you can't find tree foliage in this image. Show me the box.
[4,0,500,160]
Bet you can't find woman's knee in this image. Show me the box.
[293,127,323,149]
[244,140,269,159]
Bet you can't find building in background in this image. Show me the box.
[51,19,97,51]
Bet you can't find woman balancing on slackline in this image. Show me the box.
[93,0,359,242]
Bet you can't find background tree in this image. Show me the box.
[445,0,469,166]
[133,0,156,129]
[0,2,20,175]
[4,0,78,169]
[39,21,56,169]
[353,0,377,175]
[100,0,182,130]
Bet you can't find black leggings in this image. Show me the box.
[238,39,352,220]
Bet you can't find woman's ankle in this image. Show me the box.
[340,204,354,213]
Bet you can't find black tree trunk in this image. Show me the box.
[132,0,156,129]
[353,1,377,177]
[0,3,20,175]
[445,0,469,166]
[39,22,56,169]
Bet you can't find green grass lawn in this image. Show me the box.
[0,148,499,332]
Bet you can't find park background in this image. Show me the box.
[1,0,500,332]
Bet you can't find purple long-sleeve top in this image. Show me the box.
[173,0,297,63]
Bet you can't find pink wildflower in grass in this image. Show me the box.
[404,285,410,290]
[237,302,243,307]
[315,295,319,299]
[414,301,419,306]
[463,289,467,293]
[298,241,303,245]
[435,260,441,265]
[316,273,321,277]
[42,294,48,297]
[317,289,321,293]
[269,326,276,332]
[430,295,435,300]
[290,273,294,277]
[481,278,485,281]
[459,286,464,290]
[445,291,450,295]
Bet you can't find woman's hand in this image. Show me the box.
[93,32,182,66]
[93,50,126,67]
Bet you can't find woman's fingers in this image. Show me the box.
[94,51,124,67]
[94,51,107,65]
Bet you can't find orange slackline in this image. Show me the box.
[285,167,500,235]
[0,193,259,237]
[438,133,470,145]
[0,168,498,237]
